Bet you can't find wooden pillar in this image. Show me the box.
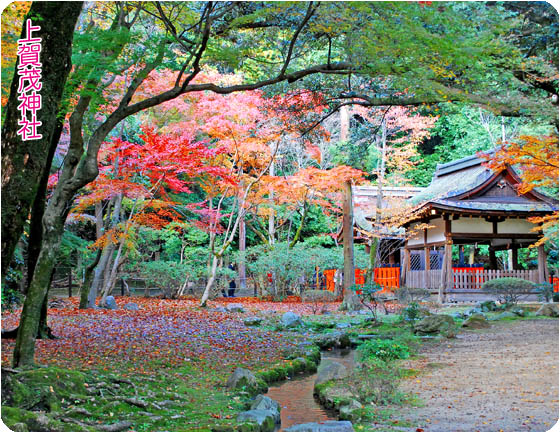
[439,241,452,304]
[537,244,547,283]
[489,247,498,270]
[511,245,519,270]
[424,247,430,289]
[401,248,410,287]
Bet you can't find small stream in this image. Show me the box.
[265,349,356,431]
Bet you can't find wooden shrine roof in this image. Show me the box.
[410,153,558,215]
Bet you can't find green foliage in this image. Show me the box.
[241,243,345,296]
[358,339,410,363]
[482,277,536,304]
[535,282,555,303]
[138,261,189,299]
[401,302,422,323]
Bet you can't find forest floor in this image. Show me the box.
[383,318,559,432]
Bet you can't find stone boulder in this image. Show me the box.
[282,311,304,328]
[462,313,490,329]
[237,409,276,431]
[536,303,559,317]
[250,395,280,423]
[226,367,266,393]
[285,421,354,432]
[123,302,139,311]
[336,322,352,329]
[244,317,263,326]
[314,360,349,386]
[413,314,457,337]
[100,296,118,310]
[226,304,245,313]
[493,311,517,320]
[315,332,351,350]
[339,399,363,422]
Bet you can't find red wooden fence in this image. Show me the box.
[323,267,400,294]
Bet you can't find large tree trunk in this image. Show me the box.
[13,203,68,367]
[200,255,219,307]
[341,180,360,311]
[365,119,387,284]
[1,2,83,282]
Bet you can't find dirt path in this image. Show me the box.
[390,319,559,432]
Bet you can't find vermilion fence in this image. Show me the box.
[323,267,400,294]
[550,276,559,292]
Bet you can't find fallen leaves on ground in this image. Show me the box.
[1,296,339,375]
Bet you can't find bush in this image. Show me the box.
[139,261,190,298]
[536,283,555,303]
[401,301,422,323]
[482,277,536,304]
[358,338,410,362]
[346,358,401,405]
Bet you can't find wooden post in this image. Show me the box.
[439,241,452,304]
[68,269,72,298]
[424,247,430,289]
[537,244,547,283]
[401,248,410,287]
[489,247,498,269]
[511,245,519,270]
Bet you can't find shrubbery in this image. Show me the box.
[482,277,536,304]
[358,338,410,362]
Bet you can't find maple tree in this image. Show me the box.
[68,126,230,307]
[482,135,559,247]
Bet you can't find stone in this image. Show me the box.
[467,307,483,316]
[226,367,266,393]
[314,360,349,386]
[494,311,517,320]
[226,304,245,313]
[237,409,276,431]
[336,322,352,329]
[413,314,457,337]
[250,395,280,423]
[212,307,228,313]
[511,307,528,317]
[10,423,28,432]
[123,302,139,311]
[462,313,490,329]
[101,296,118,310]
[244,317,263,326]
[282,311,304,328]
[285,421,355,432]
[478,300,498,312]
[339,399,363,421]
[316,332,351,350]
[536,303,559,317]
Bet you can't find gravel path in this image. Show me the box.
[390,318,559,432]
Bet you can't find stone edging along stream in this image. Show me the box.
[225,331,358,432]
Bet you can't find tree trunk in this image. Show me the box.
[27,120,63,291]
[200,255,219,307]
[100,237,125,305]
[238,212,246,290]
[341,180,359,311]
[365,118,386,284]
[13,205,67,366]
[1,2,83,282]
[79,250,102,309]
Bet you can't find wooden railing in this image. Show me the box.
[406,268,540,290]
